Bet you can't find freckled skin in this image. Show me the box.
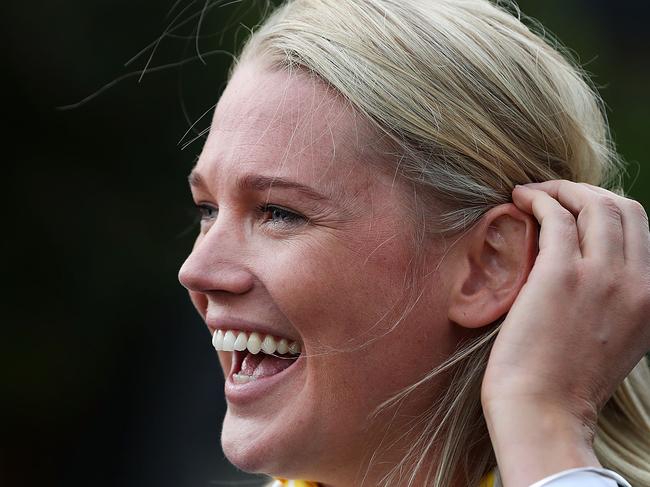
[178,61,473,486]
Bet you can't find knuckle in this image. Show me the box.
[585,196,623,227]
[598,195,623,216]
[599,274,622,300]
[556,179,574,200]
[627,199,649,226]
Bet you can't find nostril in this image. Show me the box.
[220,269,255,294]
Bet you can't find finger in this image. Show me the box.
[512,185,582,261]
[523,181,624,263]
[579,183,650,264]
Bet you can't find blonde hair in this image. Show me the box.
[232,0,650,485]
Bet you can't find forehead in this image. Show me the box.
[194,61,389,193]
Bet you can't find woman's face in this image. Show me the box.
[178,60,465,484]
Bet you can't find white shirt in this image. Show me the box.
[489,467,632,487]
[528,467,632,487]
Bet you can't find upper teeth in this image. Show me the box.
[212,329,301,355]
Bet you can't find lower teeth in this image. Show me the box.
[233,373,257,384]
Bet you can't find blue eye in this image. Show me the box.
[258,204,306,226]
[196,204,217,221]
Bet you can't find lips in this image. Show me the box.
[210,327,304,400]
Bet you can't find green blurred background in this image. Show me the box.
[5,1,649,486]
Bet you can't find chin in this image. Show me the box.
[221,433,267,474]
[220,409,307,478]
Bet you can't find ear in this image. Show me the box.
[448,203,538,328]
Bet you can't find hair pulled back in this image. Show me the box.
[232,1,650,485]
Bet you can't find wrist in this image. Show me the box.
[483,400,601,487]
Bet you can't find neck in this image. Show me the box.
[316,403,494,487]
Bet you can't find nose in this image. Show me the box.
[178,223,255,296]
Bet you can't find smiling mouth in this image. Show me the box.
[212,329,302,384]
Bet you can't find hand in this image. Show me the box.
[481,180,650,487]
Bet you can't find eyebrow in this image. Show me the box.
[187,170,333,202]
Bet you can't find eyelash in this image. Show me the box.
[196,205,216,221]
[195,203,308,227]
[259,204,308,226]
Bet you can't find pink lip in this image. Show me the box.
[205,315,299,343]
[224,352,306,406]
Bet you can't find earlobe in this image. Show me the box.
[448,204,537,329]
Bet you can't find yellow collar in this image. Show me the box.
[273,470,496,487]
[272,481,319,487]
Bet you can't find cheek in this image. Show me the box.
[259,231,417,347]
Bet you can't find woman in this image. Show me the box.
[178,1,650,485]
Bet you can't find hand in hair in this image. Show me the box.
[480,180,650,487]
